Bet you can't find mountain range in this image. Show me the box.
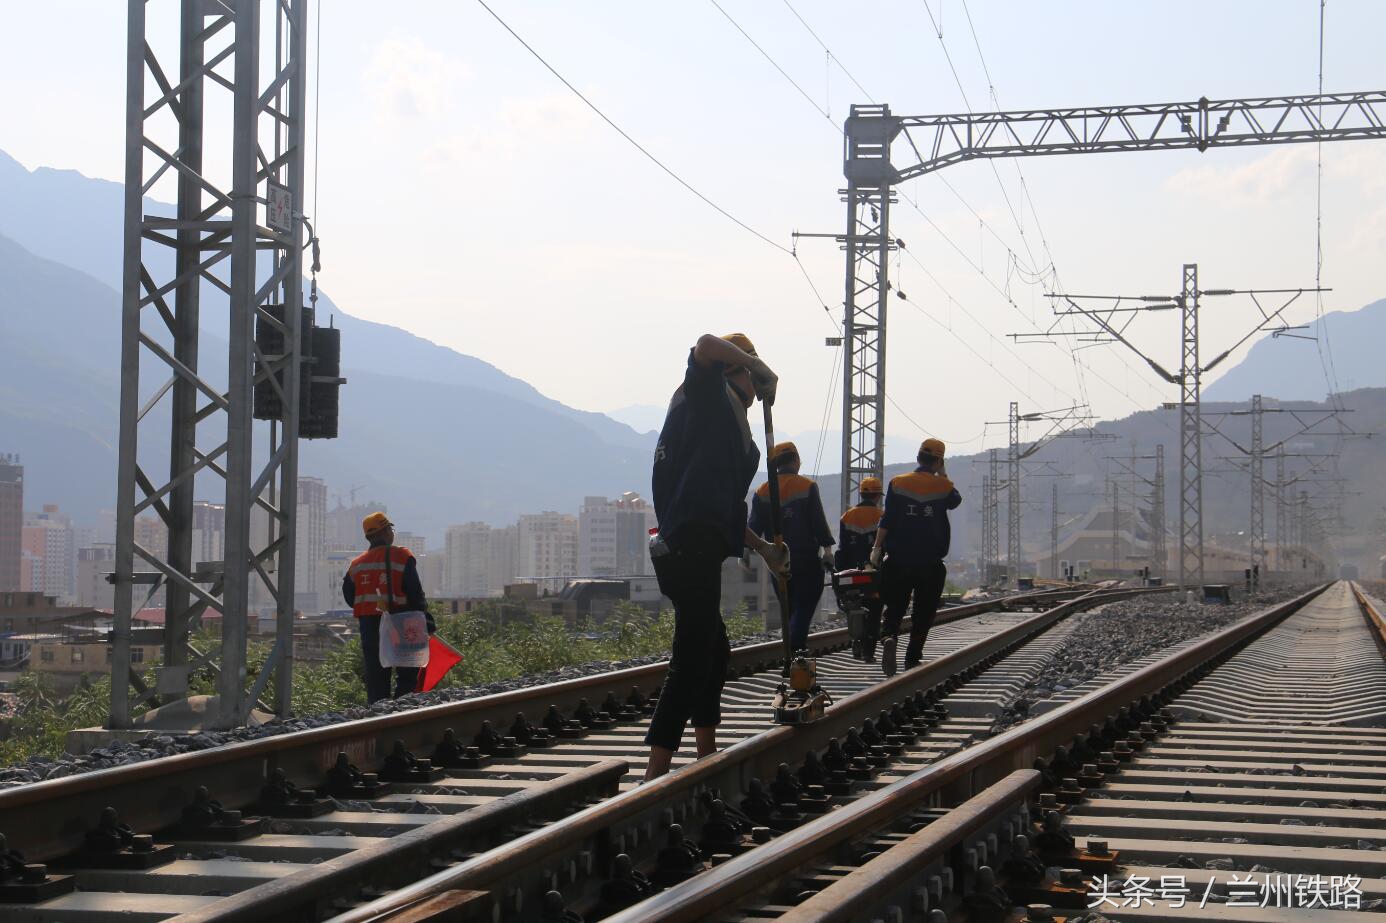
[2,147,1383,556]
[0,150,653,538]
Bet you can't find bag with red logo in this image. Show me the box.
[377,548,430,668]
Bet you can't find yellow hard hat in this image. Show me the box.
[920,438,946,458]
[772,441,799,461]
[721,332,758,357]
[859,477,883,494]
[361,511,393,536]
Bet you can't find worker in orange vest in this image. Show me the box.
[837,476,884,661]
[869,439,962,676]
[748,442,835,652]
[343,512,433,703]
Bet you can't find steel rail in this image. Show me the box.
[0,587,1079,862]
[1352,581,1386,650]
[325,586,1171,923]
[776,769,1042,923]
[601,583,1328,922]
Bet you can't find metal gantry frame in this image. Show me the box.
[112,0,309,729]
[829,90,1386,520]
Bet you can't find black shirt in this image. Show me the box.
[652,350,761,558]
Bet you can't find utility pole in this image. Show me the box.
[1204,398,1361,579]
[112,0,334,730]
[821,92,1386,510]
[988,403,1101,586]
[1104,446,1168,580]
[1030,271,1326,590]
[1008,402,1021,585]
[1110,477,1120,576]
[1177,266,1204,589]
[985,449,1000,584]
[1051,481,1060,580]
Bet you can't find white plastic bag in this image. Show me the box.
[378,609,430,668]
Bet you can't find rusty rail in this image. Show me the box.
[777,769,1041,923]
[599,582,1328,922]
[326,586,1173,923]
[0,587,1077,862]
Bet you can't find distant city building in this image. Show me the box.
[394,531,427,556]
[321,543,358,612]
[327,499,387,548]
[579,492,656,577]
[0,455,20,592]
[417,551,444,599]
[192,500,225,572]
[23,504,76,602]
[295,477,328,614]
[444,522,501,597]
[517,512,578,595]
[77,543,117,610]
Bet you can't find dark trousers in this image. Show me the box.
[645,535,731,751]
[787,558,826,652]
[880,559,948,660]
[357,615,425,704]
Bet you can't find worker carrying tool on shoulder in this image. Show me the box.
[836,476,884,661]
[343,513,434,703]
[645,333,788,781]
[748,442,834,653]
[869,439,962,676]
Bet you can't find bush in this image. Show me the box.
[0,602,764,766]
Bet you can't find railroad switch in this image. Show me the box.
[321,751,391,799]
[380,740,446,783]
[0,833,75,903]
[170,785,268,841]
[54,806,175,870]
[258,767,332,817]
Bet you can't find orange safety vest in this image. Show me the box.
[347,545,413,618]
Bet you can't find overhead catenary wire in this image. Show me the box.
[762,0,1173,423]
[473,0,792,256]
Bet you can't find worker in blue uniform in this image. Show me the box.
[748,442,835,653]
[645,333,789,781]
[836,476,884,662]
[869,438,962,676]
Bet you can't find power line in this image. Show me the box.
[708,0,831,121]
[473,0,791,255]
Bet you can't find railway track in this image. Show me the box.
[578,581,1384,923]
[0,584,1109,921]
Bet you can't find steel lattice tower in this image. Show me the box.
[1249,394,1265,576]
[1007,402,1022,585]
[837,106,900,512]
[985,449,1000,584]
[112,0,308,729]
[1151,444,1167,579]
[1176,264,1205,589]
[1050,480,1059,580]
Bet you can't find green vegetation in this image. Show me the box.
[0,602,762,767]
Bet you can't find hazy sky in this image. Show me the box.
[4,1,1385,465]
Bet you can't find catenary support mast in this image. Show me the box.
[832,91,1386,514]
[113,0,309,729]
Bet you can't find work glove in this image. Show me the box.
[759,540,791,577]
[869,546,883,570]
[821,546,835,570]
[746,357,778,406]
